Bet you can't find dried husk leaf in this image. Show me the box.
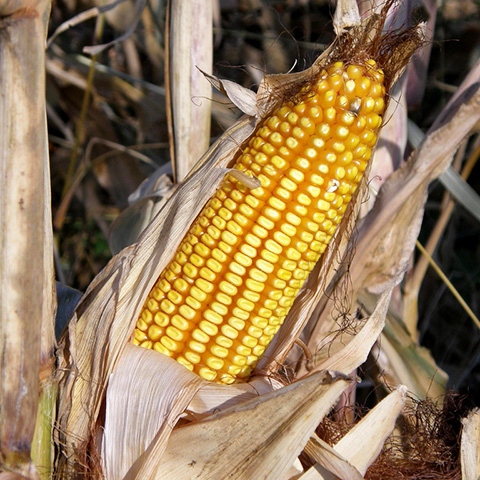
[311,288,393,375]
[54,117,258,471]
[201,70,258,117]
[334,385,407,475]
[133,371,351,480]
[184,375,274,419]
[302,387,406,479]
[333,0,361,35]
[461,409,480,480]
[297,466,339,480]
[0,5,52,479]
[303,435,363,480]
[103,289,392,476]
[103,347,280,477]
[360,291,448,399]
[102,344,205,480]
[109,168,174,255]
[298,465,341,480]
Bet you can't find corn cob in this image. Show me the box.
[134,60,386,384]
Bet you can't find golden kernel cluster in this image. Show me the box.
[134,60,386,384]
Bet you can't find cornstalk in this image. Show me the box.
[0,1,55,478]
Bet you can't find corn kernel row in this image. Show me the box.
[134,60,386,383]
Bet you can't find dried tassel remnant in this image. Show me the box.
[134,59,386,384]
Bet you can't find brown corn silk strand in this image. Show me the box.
[134,59,386,384]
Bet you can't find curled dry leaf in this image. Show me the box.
[102,344,205,480]
[102,343,278,479]
[361,290,448,400]
[333,0,361,35]
[201,70,258,117]
[109,167,174,255]
[310,288,392,375]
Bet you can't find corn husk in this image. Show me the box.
[135,371,351,480]
[363,291,448,399]
[101,289,394,478]
[54,2,426,476]
[298,46,480,398]
[302,436,364,480]
[301,386,407,479]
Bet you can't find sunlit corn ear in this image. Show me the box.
[54,4,425,471]
[134,60,388,384]
[132,0,425,384]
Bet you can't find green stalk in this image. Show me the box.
[31,380,58,480]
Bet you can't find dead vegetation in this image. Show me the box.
[1,0,480,478]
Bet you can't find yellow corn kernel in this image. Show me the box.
[135,59,386,383]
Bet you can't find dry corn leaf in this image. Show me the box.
[55,116,257,470]
[167,0,213,182]
[334,385,407,475]
[302,435,363,480]
[0,5,53,478]
[185,375,278,419]
[109,168,174,255]
[302,386,406,479]
[298,467,339,480]
[298,465,340,480]
[333,0,361,35]
[84,0,147,55]
[352,57,480,294]
[202,70,258,117]
[312,288,392,375]
[103,346,280,477]
[102,344,205,480]
[361,290,448,399]
[133,371,351,480]
[120,292,390,478]
[461,408,480,480]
